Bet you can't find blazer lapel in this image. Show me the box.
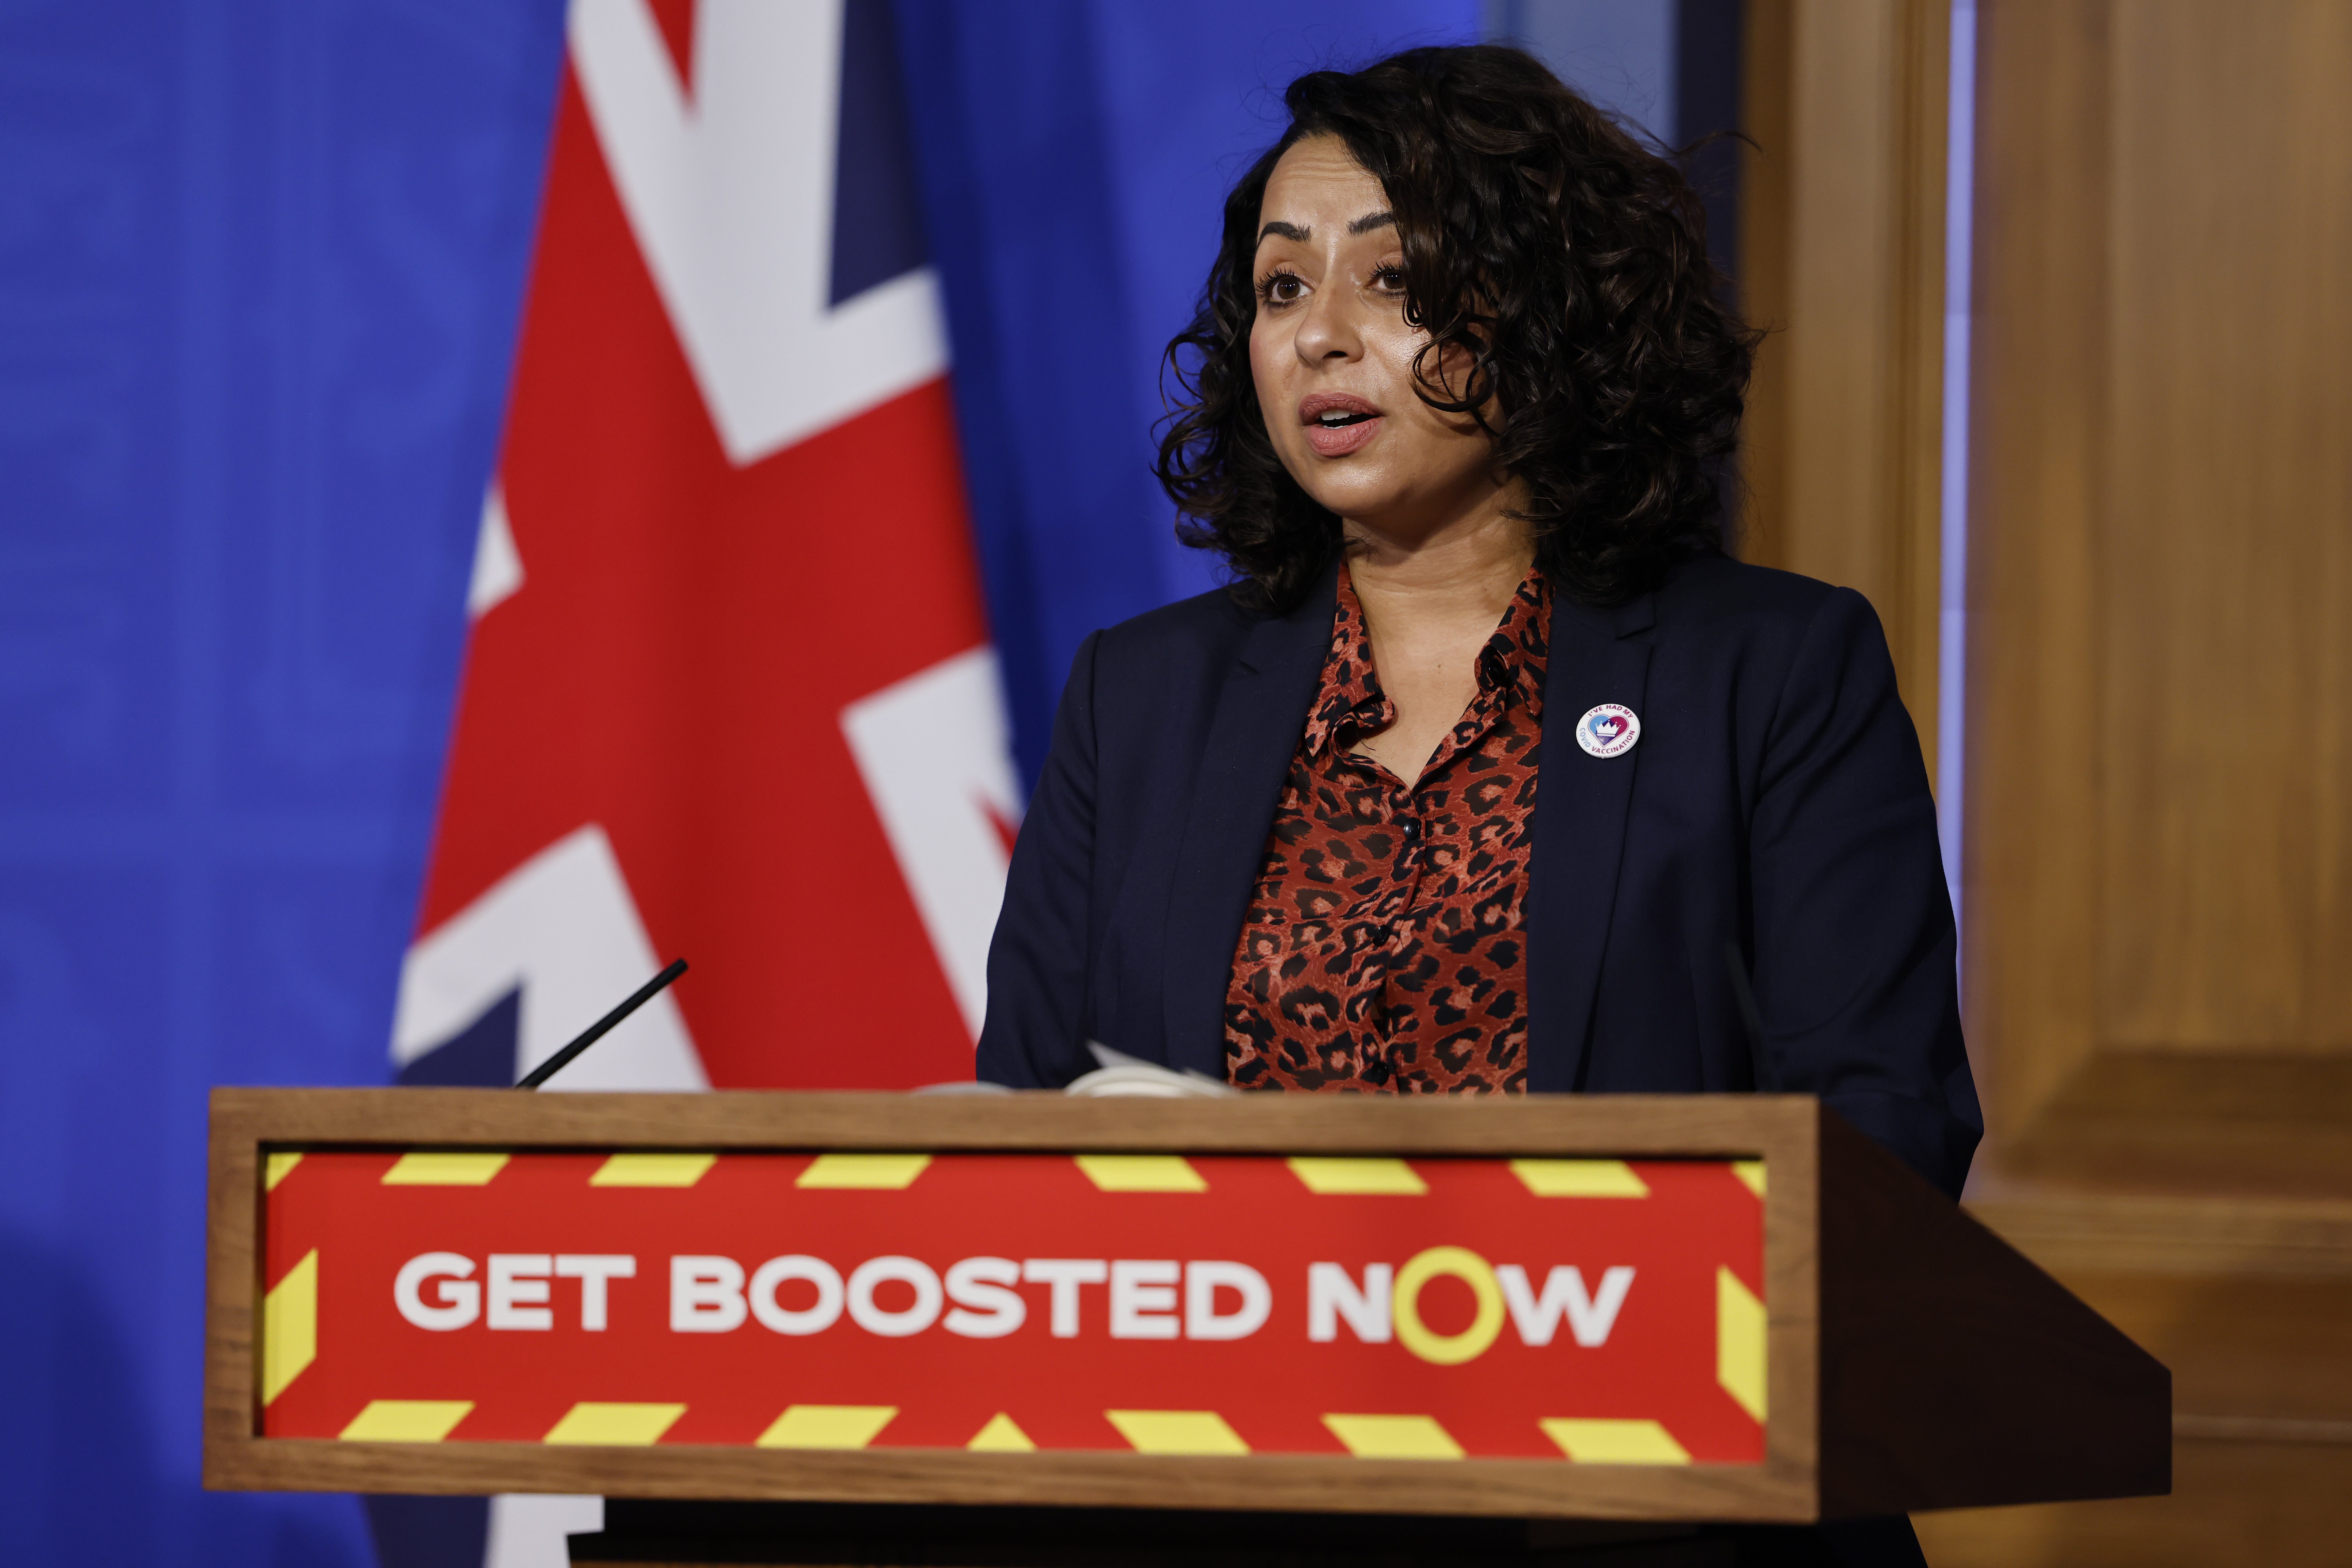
[1527,591,1657,1092]
[1159,560,1339,1078]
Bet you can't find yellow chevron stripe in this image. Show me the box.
[1731,1160,1766,1198]
[1073,1154,1207,1192]
[264,1152,303,1191]
[339,1400,474,1442]
[1508,1159,1650,1198]
[590,1152,716,1187]
[966,1412,1036,1451]
[260,1249,318,1405]
[381,1151,510,1186]
[1540,1417,1692,1464]
[1104,1409,1249,1454]
[1286,1157,1427,1195]
[795,1153,932,1189]
[1717,1267,1767,1421]
[1321,1413,1464,1459]
[543,1402,686,1445]
[755,1404,898,1448]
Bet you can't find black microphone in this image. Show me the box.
[515,959,688,1089]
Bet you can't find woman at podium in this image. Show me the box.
[977,44,1980,1205]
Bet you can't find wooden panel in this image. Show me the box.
[1914,1,2352,1555]
[1915,1193,2352,1565]
[1961,0,2108,1145]
[2095,1,2352,1060]
[1969,1192,2352,1284]
[1975,1193,2352,1436]
[1739,0,1950,773]
[1913,1438,2352,1568]
[1967,0,2352,1182]
[1953,0,2352,1556]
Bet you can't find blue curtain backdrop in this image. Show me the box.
[892,1,1481,786]
[0,2,567,1564]
[0,3,1704,1565]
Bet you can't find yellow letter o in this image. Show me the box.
[1391,1245,1506,1366]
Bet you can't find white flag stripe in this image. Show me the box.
[467,481,524,620]
[393,823,708,1091]
[568,0,946,466]
[841,646,1022,1041]
[485,1495,602,1568]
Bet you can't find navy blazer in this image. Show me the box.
[977,554,1982,1198]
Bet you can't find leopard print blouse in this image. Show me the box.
[1222,563,1549,1095]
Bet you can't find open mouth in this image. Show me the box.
[1298,394,1384,456]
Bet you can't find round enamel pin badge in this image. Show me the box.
[1576,703,1641,758]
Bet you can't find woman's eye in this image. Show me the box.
[1370,266,1407,293]
[1258,273,1305,306]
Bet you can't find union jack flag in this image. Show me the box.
[378,2,1015,1560]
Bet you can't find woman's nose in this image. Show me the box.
[1293,284,1362,365]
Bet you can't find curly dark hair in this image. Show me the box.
[1155,44,1758,611]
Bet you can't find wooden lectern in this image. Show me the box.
[206,1089,2167,1564]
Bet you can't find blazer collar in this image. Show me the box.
[1159,557,1340,1077]
[1525,587,1656,1091]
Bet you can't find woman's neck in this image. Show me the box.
[1341,490,1535,635]
[1335,488,1536,790]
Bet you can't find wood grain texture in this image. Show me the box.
[1956,9,2352,1554]
[1962,0,2109,1150]
[1931,1190,2352,1565]
[202,1091,262,1490]
[203,1088,1822,1523]
[207,1439,1812,1524]
[1913,1437,2352,1568]
[1760,1095,1820,1496]
[1968,0,2352,1189]
[2094,0,2352,1063]
[204,1086,1824,1158]
[1738,0,1949,772]
[1970,1191,2352,1281]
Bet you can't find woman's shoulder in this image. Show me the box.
[1083,583,1268,686]
[1638,556,1904,739]
[1646,554,1889,664]
[1101,581,1256,643]
[1654,553,1867,626]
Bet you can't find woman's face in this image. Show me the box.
[1248,134,1500,535]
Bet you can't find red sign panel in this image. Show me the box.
[259,1150,1766,1465]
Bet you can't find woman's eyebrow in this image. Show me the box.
[1255,211,1394,246]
